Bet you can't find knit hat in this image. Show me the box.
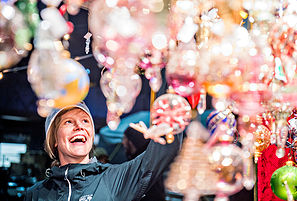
[124,126,150,151]
[44,101,95,159]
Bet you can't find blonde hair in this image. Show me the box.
[44,109,70,167]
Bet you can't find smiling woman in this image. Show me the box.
[24,101,183,201]
[44,102,95,167]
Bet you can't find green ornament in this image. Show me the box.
[270,165,297,200]
[15,28,31,49]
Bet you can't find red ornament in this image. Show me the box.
[59,4,67,16]
[67,21,74,34]
[151,93,192,134]
[186,92,200,109]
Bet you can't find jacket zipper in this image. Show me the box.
[65,167,72,201]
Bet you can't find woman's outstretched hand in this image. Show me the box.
[129,121,174,145]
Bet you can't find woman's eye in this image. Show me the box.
[65,120,72,124]
[83,119,89,123]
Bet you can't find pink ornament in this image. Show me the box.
[151,93,192,134]
[166,41,201,97]
[89,0,156,70]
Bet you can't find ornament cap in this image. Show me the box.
[286,160,295,166]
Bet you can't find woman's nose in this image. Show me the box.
[74,121,84,130]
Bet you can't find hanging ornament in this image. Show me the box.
[198,26,252,110]
[186,91,200,109]
[151,93,192,135]
[16,0,40,38]
[206,108,236,136]
[197,87,206,115]
[106,111,120,131]
[213,0,244,26]
[243,0,280,36]
[100,70,142,113]
[207,124,246,201]
[89,0,156,70]
[0,2,32,69]
[139,47,167,92]
[270,161,297,200]
[230,28,274,117]
[253,125,271,163]
[166,121,218,201]
[166,40,201,97]
[268,101,291,158]
[28,50,90,111]
[84,32,92,54]
[168,0,201,43]
[66,0,83,15]
[196,8,220,49]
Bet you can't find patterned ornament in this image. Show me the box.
[206,108,236,136]
[151,93,192,135]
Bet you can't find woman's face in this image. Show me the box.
[55,108,94,166]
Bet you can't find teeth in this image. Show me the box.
[70,135,86,143]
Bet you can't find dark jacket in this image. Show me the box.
[24,133,182,201]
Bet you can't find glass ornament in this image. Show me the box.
[0,2,31,69]
[168,0,200,43]
[266,100,292,158]
[197,87,206,114]
[151,93,192,135]
[28,50,90,109]
[100,70,142,115]
[195,8,220,49]
[89,0,157,70]
[253,125,271,163]
[213,0,244,26]
[270,162,297,200]
[243,0,280,35]
[288,108,297,133]
[166,40,200,97]
[199,26,252,99]
[230,29,274,117]
[165,121,217,200]
[208,142,245,200]
[16,0,40,38]
[66,0,83,15]
[208,134,245,201]
[139,48,167,92]
[206,108,236,136]
[146,67,162,92]
[186,91,200,109]
[106,111,120,131]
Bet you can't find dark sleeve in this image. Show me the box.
[103,132,183,200]
[24,190,32,201]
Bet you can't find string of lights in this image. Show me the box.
[0,53,94,80]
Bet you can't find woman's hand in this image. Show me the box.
[129,121,174,145]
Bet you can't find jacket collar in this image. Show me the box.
[46,158,110,181]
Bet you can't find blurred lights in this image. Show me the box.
[1,5,15,20]
[148,0,164,13]
[106,40,120,52]
[63,33,70,40]
[105,0,118,7]
[152,32,167,50]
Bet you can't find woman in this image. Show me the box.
[24,101,183,201]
